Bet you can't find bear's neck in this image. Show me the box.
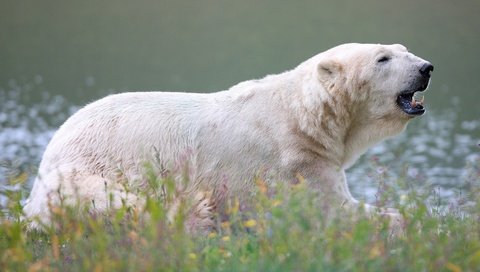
[288,73,380,169]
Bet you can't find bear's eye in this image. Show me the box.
[377,56,390,63]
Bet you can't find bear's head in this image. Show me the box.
[317,43,433,119]
[301,43,433,167]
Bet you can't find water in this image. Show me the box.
[1,0,479,205]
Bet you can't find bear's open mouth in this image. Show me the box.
[396,90,426,116]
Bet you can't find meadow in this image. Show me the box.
[1,159,479,272]
[2,1,480,271]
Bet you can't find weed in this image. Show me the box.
[1,159,479,271]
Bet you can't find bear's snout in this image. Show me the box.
[419,62,434,78]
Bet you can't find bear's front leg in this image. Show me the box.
[304,163,405,236]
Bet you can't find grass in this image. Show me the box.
[1,160,479,272]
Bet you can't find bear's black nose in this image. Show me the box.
[419,63,434,78]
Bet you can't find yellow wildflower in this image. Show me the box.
[188,253,197,260]
[243,219,257,228]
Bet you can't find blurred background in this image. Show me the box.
[0,0,479,204]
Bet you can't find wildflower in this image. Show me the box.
[272,199,282,207]
[445,262,462,272]
[243,219,257,228]
[341,232,353,240]
[220,249,232,258]
[293,174,306,189]
[188,253,197,260]
[368,243,383,259]
[222,236,230,242]
[208,232,217,239]
[255,178,268,194]
[128,231,139,242]
[295,173,305,183]
[227,198,240,215]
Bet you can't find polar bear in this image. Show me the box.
[23,43,433,231]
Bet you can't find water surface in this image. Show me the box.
[1,0,479,205]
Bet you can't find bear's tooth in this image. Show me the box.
[420,95,424,105]
[411,96,416,107]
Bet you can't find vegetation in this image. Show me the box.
[1,160,479,272]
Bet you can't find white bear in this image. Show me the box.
[23,43,433,231]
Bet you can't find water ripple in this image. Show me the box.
[1,79,479,206]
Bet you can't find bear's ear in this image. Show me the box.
[317,59,343,83]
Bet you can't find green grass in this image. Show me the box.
[1,161,479,272]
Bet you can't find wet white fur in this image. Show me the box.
[24,43,431,228]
